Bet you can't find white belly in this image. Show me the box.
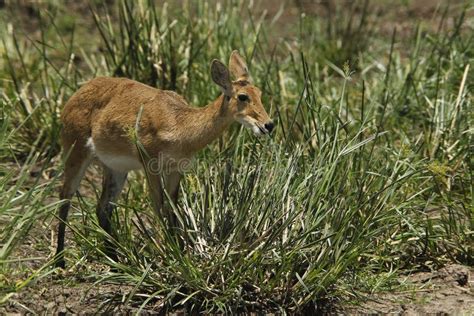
[97,152,143,172]
[87,137,142,172]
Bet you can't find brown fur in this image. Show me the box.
[54,50,273,267]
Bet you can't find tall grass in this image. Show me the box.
[0,0,472,313]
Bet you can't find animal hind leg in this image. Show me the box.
[55,143,92,268]
[96,166,127,261]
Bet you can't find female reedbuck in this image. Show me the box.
[55,51,273,267]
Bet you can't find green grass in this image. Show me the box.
[0,0,472,313]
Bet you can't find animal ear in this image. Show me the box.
[229,50,250,82]
[210,59,233,96]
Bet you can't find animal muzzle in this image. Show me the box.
[264,121,274,133]
[255,120,274,135]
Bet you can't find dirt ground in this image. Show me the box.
[2,214,473,315]
[1,261,473,314]
[342,264,474,315]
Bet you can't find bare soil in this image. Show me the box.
[2,264,473,314]
[2,230,473,315]
[342,264,474,315]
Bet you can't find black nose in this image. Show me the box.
[264,121,274,133]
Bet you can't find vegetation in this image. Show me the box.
[0,0,472,313]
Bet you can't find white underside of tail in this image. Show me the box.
[86,137,142,172]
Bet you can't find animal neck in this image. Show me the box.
[181,94,233,152]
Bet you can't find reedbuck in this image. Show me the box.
[55,51,274,267]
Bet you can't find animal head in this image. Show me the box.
[210,50,274,136]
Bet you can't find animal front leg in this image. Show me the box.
[147,172,180,233]
[146,173,165,219]
[164,171,182,228]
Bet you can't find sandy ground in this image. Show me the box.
[342,264,474,315]
[1,264,473,314]
[2,229,473,315]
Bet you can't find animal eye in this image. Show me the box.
[238,94,249,102]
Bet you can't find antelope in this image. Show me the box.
[55,51,274,268]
